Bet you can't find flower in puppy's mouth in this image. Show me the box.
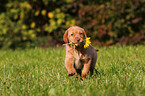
[63,37,91,48]
[84,37,91,48]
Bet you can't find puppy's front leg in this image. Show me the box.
[65,58,77,76]
[81,59,91,78]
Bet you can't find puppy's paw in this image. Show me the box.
[67,70,77,76]
[67,72,75,76]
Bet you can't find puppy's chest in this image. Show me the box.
[74,51,90,69]
[75,53,88,62]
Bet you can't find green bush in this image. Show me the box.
[0,0,77,49]
[0,0,144,49]
[0,1,35,49]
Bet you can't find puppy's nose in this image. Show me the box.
[76,38,80,42]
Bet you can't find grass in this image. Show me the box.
[0,45,145,96]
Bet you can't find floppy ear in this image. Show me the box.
[63,30,69,43]
[81,28,87,38]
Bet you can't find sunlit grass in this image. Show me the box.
[0,45,145,95]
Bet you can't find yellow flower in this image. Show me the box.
[31,34,36,38]
[36,28,41,32]
[41,10,46,16]
[48,12,53,18]
[70,19,75,26]
[28,30,34,34]
[57,19,62,25]
[35,10,40,16]
[84,37,91,48]
[23,37,27,40]
[30,22,35,28]
[66,21,70,26]
[22,25,27,29]
[20,12,24,19]
[3,28,7,34]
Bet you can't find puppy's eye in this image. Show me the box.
[71,34,74,36]
[80,33,83,35]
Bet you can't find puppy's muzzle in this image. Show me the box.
[76,38,80,42]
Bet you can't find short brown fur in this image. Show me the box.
[63,26,97,78]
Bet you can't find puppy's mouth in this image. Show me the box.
[66,39,84,47]
[73,41,84,46]
[76,42,83,45]
[76,39,84,43]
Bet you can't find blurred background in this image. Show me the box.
[0,0,144,49]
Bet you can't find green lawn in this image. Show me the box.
[0,45,145,96]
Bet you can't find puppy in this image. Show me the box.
[63,26,97,78]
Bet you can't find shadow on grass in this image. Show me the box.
[66,68,105,80]
[93,69,101,76]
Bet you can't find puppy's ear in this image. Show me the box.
[63,30,69,43]
[81,28,87,38]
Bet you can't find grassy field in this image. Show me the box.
[0,45,145,96]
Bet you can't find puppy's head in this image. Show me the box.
[63,26,87,45]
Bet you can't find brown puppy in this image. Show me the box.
[63,26,97,78]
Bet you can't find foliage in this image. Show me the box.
[77,0,145,45]
[0,45,145,95]
[0,1,35,49]
[0,0,144,48]
[0,0,76,49]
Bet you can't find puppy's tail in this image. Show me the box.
[95,48,99,52]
